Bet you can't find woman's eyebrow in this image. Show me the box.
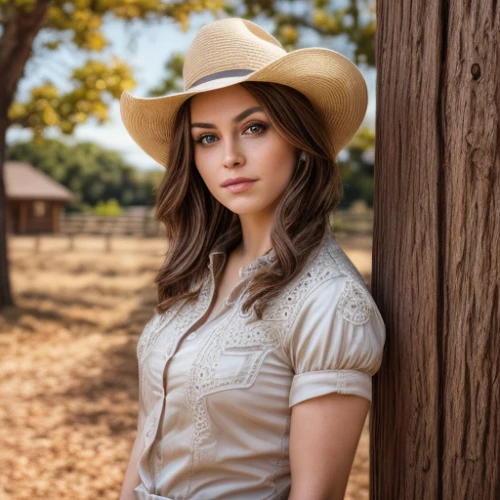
[190,106,263,129]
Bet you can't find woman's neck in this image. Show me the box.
[237,210,274,262]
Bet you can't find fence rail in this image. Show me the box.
[58,210,374,238]
[330,210,374,235]
[60,214,165,237]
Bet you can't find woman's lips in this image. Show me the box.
[223,180,257,193]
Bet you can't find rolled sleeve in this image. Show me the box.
[287,275,386,407]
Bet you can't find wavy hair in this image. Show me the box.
[153,81,343,318]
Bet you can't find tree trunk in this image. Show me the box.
[0,117,13,306]
[370,1,500,498]
[0,1,50,308]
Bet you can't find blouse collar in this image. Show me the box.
[207,245,277,278]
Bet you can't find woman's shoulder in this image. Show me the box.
[304,234,368,288]
[262,234,370,323]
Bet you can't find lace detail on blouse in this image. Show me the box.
[262,240,347,327]
[184,310,280,468]
[240,248,277,277]
[337,279,373,325]
[136,274,213,368]
[137,308,179,368]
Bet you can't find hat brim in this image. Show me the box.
[120,47,368,167]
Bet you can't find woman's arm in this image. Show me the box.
[119,431,144,500]
[288,392,370,500]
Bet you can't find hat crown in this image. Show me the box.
[183,18,286,90]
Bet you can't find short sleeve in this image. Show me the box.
[287,275,386,407]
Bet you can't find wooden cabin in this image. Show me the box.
[4,161,75,234]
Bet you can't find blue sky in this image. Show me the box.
[7,10,376,171]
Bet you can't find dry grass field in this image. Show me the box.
[0,233,374,500]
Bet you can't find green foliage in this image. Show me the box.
[149,53,185,97]
[338,127,375,208]
[6,139,164,211]
[94,198,121,216]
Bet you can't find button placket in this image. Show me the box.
[149,263,218,493]
[154,443,162,471]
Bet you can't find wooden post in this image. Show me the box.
[51,202,60,233]
[19,201,28,234]
[0,151,13,307]
[371,1,500,499]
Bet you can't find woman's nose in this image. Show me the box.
[222,137,245,168]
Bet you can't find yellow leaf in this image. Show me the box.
[87,32,107,51]
[120,79,136,91]
[73,112,87,123]
[313,9,328,27]
[60,121,74,134]
[14,0,36,13]
[8,102,27,121]
[42,106,59,126]
[326,17,338,31]
[95,79,107,90]
[279,24,298,45]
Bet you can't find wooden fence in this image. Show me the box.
[60,214,165,238]
[58,210,374,238]
[14,210,374,253]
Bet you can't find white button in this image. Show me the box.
[186,331,197,340]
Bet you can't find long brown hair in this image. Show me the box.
[153,81,343,318]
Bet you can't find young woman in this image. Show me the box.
[119,17,386,500]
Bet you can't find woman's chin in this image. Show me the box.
[217,196,254,212]
[215,192,278,216]
[226,202,276,217]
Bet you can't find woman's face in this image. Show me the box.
[189,84,298,216]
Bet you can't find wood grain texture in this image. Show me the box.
[371,1,499,498]
[441,1,500,497]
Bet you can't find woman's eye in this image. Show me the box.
[196,134,217,145]
[246,122,267,134]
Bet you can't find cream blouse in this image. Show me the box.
[133,231,386,500]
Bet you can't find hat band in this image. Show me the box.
[187,69,254,90]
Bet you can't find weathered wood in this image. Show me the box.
[371,1,500,499]
[440,1,500,497]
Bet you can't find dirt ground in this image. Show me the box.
[0,233,374,500]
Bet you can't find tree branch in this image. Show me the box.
[0,0,51,117]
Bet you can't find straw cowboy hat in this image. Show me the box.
[120,17,368,167]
